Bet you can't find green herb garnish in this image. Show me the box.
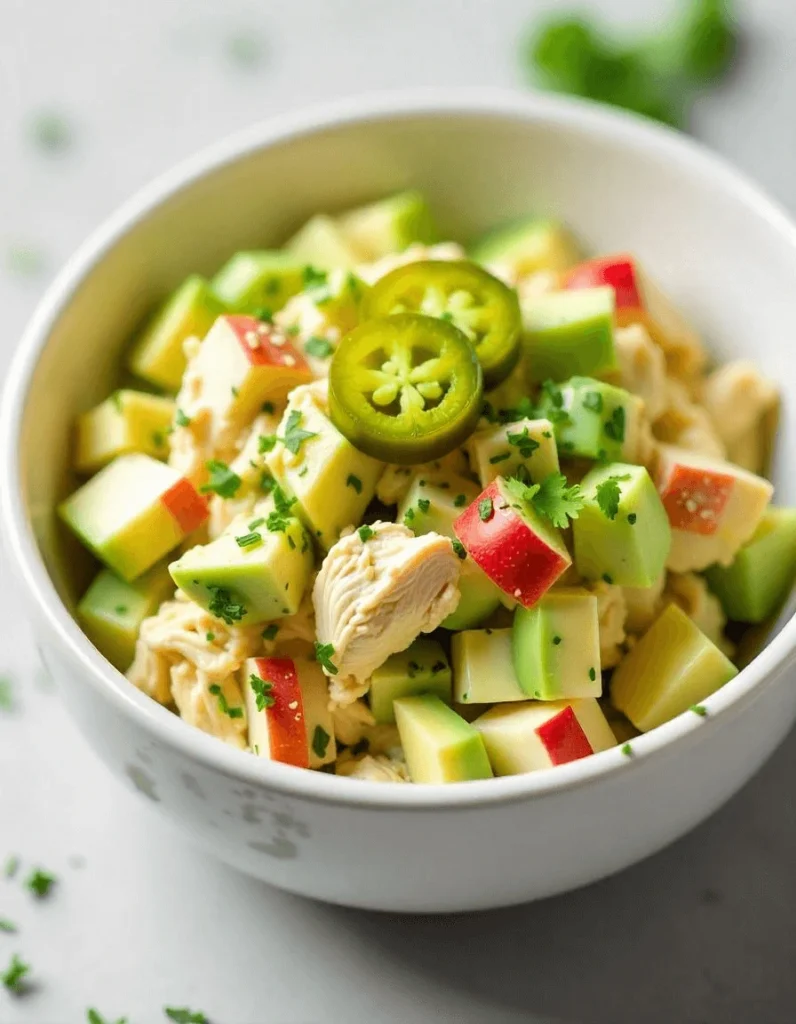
[346,474,362,494]
[249,675,275,711]
[595,475,631,521]
[489,451,511,465]
[175,408,191,428]
[201,460,242,499]
[506,472,585,529]
[507,427,541,459]
[207,585,246,625]
[4,856,19,878]
[627,512,637,525]
[266,485,297,533]
[358,525,374,542]
[690,704,708,717]
[452,540,467,560]
[589,667,597,681]
[87,1010,129,1024]
[164,1009,208,1024]
[312,725,331,759]
[262,401,275,415]
[0,677,15,712]
[234,531,262,549]
[453,493,467,508]
[282,410,318,455]
[583,390,603,413]
[621,743,633,758]
[478,497,494,521]
[26,868,56,898]
[314,642,338,675]
[261,624,279,641]
[417,498,431,514]
[0,919,16,933]
[305,336,334,359]
[603,406,626,443]
[302,266,328,289]
[258,434,278,454]
[209,684,244,719]
[1,953,30,994]
[205,632,215,643]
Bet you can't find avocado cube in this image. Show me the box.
[512,588,602,700]
[522,287,617,382]
[394,694,493,783]
[74,390,175,474]
[211,250,306,314]
[285,214,360,270]
[288,269,369,336]
[573,462,671,587]
[473,698,616,775]
[128,275,226,392]
[452,628,525,704]
[77,563,174,671]
[266,386,382,550]
[539,376,646,462]
[469,217,582,277]
[611,603,738,731]
[466,417,559,489]
[337,190,438,261]
[59,453,209,581]
[169,501,313,625]
[397,475,503,629]
[705,507,796,623]
[368,640,452,724]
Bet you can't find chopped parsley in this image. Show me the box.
[627,512,637,525]
[431,661,447,674]
[407,660,421,678]
[346,474,362,494]
[249,675,275,711]
[453,493,467,508]
[282,410,317,455]
[452,540,467,560]
[249,517,266,530]
[175,408,191,428]
[114,605,128,615]
[602,573,614,584]
[258,434,278,454]
[164,1009,208,1024]
[358,525,374,543]
[266,485,297,532]
[314,642,338,675]
[505,473,585,529]
[403,507,415,526]
[312,725,331,759]
[0,677,14,711]
[302,265,328,289]
[305,336,334,359]
[262,401,275,415]
[690,704,708,717]
[151,430,165,448]
[209,683,244,719]
[621,742,633,758]
[201,460,242,499]
[0,919,16,933]
[595,477,623,520]
[588,667,597,681]
[207,585,246,625]
[478,497,494,521]
[507,427,540,459]
[26,868,56,898]
[260,471,276,495]
[489,451,511,464]
[603,406,626,443]
[1,953,30,994]
[235,531,262,549]
[417,498,431,514]
[552,635,562,645]
[582,390,603,413]
[250,305,273,323]
[261,624,279,641]
[87,1010,129,1024]
[205,632,215,643]
[4,856,19,878]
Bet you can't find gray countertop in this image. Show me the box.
[2,2,795,1021]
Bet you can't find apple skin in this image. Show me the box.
[453,478,570,609]
[536,705,594,766]
[563,255,643,318]
[249,657,309,768]
[160,477,209,534]
[223,315,311,373]
[656,458,734,536]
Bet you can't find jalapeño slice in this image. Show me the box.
[328,313,483,464]
[364,260,521,388]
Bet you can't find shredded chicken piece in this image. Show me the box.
[274,589,318,646]
[623,573,666,636]
[336,753,410,782]
[641,276,708,383]
[356,242,466,285]
[127,637,172,705]
[664,572,731,654]
[331,698,401,753]
[582,580,627,669]
[376,448,473,505]
[614,324,668,420]
[701,360,778,473]
[313,522,461,704]
[653,377,726,459]
[169,661,248,749]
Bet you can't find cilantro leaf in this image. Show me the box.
[282,410,318,455]
[208,683,244,719]
[595,477,622,520]
[312,725,331,759]
[305,336,334,359]
[1,953,30,993]
[164,1009,208,1024]
[417,498,431,514]
[26,868,56,898]
[207,585,246,625]
[266,484,297,532]
[314,642,338,675]
[201,460,241,499]
[506,472,585,529]
[507,426,540,459]
[249,674,275,712]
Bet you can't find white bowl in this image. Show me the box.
[3,90,796,913]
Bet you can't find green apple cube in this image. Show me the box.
[452,628,526,704]
[266,387,383,549]
[706,507,796,623]
[283,269,368,337]
[211,250,306,314]
[466,417,560,488]
[59,453,209,581]
[522,288,617,382]
[397,475,503,629]
[512,588,602,700]
[128,275,226,392]
[539,376,646,462]
[611,602,738,731]
[573,462,671,586]
[285,214,360,270]
[394,694,493,783]
[338,190,438,260]
[368,640,452,724]
[474,697,616,775]
[469,217,582,277]
[77,563,174,671]
[169,498,313,625]
[74,390,175,474]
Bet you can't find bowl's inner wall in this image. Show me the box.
[19,109,796,626]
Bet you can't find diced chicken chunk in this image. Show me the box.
[613,324,668,420]
[701,360,778,473]
[313,522,461,704]
[336,753,409,782]
[583,580,628,669]
[664,572,730,654]
[653,377,726,460]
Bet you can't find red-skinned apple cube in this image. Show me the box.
[564,255,643,318]
[244,655,335,769]
[655,444,773,571]
[474,697,616,775]
[453,477,571,608]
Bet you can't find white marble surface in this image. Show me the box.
[2,1,796,1022]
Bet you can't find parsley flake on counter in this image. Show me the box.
[261,624,279,641]
[30,110,72,152]
[0,677,14,712]
[207,585,246,625]
[358,525,374,543]
[346,474,363,494]
[4,856,19,878]
[209,684,244,719]
[164,1009,208,1024]
[87,1009,129,1024]
[314,642,338,675]
[282,410,317,455]
[0,919,17,933]
[249,675,275,711]
[305,336,334,359]
[1,953,30,994]
[201,460,242,499]
[478,497,494,522]
[26,868,56,898]
[312,725,331,759]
